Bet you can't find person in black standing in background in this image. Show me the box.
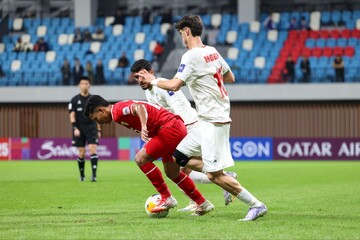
[333,54,345,82]
[61,59,71,85]
[69,76,101,182]
[95,59,105,85]
[300,56,311,83]
[73,58,84,85]
[285,56,295,83]
[111,7,127,26]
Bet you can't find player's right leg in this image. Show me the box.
[179,121,266,220]
[72,128,86,181]
[177,167,209,212]
[135,147,175,213]
[86,126,99,182]
[88,144,98,182]
[223,171,238,206]
[163,159,212,215]
[156,119,213,215]
[77,147,86,181]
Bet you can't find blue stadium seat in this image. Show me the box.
[290,11,301,21]
[348,38,358,47]
[305,39,315,48]
[281,12,290,22]
[341,10,352,22]
[260,13,269,23]
[301,12,310,22]
[321,11,331,25]
[345,20,355,29]
[331,11,341,25]
[42,18,51,27]
[316,38,326,47]
[62,18,72,26]
[202,14,211,27]
[326,38,336,47]
[337,38,347,47]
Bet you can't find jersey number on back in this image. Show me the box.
[214,67,228,98]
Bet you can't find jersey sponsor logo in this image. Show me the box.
[204,52,220,63]
[177,64,186,72]
[77,107,83,111]
[122,107,130,115]
[167,91,174,96]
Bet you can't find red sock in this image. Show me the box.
[139,162,171,198]
[171,171,205,205]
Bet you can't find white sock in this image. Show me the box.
[189,171,212,184]
[236,188,262,208]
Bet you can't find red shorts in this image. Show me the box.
[144,118,187,162]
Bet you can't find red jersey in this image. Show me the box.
[111,100,182,137]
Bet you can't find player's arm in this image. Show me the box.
[69,111,76,125]
[96,122,101,137]
[156,77,183,91]
[223,70,235,83]
[69,111,80,137]
[68,99,76,128]
[136,69,184,91]
[160,88,184,112]
[221,55,236,83]
[131,103,150,142]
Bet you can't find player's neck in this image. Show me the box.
[188,37,204,49]
[80,92,89,97]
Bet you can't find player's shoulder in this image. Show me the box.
[113,101,132,114]
[117,99,133,106]
[70,94,80,102]
[153,86,168,95]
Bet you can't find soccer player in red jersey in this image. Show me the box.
[84,95,214,215]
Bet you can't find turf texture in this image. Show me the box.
[0,161,359,240]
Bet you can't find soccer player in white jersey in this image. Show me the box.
[131,59,238,211]
[136,15,267,221]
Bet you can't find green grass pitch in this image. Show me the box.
[0,161,359,240]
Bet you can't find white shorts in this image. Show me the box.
[176,121,234,173]
[185,121,198,133]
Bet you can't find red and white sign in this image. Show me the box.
[0,138,10,160]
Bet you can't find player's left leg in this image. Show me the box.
[86,127,99,182]
[177,167,210,212]
[155,119,213,215]
[72,129,86,181]
[163,158,207,207]
[88,144,98,182]
[200,122,267,221]
[135,147,175,212]
[77,147,86,181]
[207,170,267,221]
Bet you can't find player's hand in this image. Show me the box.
[97,131,101,138]
[135,69,155,83]
[74,128,80,137]
[141,127,150,143]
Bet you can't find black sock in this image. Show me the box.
[90,154,98,177]
[77,157,85,177]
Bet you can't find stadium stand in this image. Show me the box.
[1,6,360,86]
[1,15,167,86]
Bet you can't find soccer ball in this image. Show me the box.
[144,194,169,218]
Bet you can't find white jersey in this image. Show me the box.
[145,86,198,126]
[174,45,232,123]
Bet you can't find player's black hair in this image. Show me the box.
[83,95,109,117]
[175,15,203,37]
[131,59,152,73]
[78,76,90,84]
